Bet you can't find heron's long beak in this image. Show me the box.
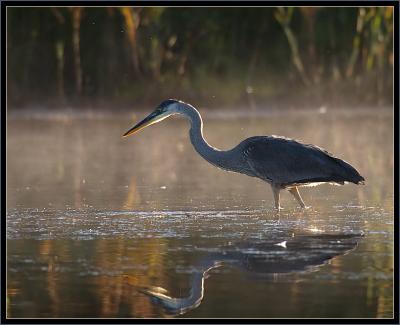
[122,111,169,137]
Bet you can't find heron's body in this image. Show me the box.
[123,99,365,209]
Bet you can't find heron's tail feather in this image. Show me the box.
[331,157,365,185]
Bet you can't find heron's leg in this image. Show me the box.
[271,185,281,210]
[288,187,307,208]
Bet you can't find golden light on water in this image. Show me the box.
[307,226,325,233]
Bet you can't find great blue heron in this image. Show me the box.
[123,99,365,209]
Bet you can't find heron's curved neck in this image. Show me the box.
[178,103,229,169]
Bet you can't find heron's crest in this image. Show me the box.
[158,99,181,111]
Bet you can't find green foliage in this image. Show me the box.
[7,7,393,108]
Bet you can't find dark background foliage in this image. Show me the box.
[7,6,393,109]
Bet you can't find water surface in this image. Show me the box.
[7,108,394,318]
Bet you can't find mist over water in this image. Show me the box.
[7,109,393,318]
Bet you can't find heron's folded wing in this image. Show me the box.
[242,136,343,185]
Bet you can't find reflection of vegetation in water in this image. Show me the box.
[123,177,142,210]
[93,238,169,317]
[6,204,393,318]
[7,238,171,317]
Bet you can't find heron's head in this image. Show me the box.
[122,99,182,137]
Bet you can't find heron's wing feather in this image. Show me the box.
[242,136,362,185]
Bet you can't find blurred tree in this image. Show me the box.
[70,7,83,95]
[299,7,319,82]
[275,7,311,86]
[51,8,66,101]
[120,7,142,78]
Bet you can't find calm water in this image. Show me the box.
[7,108,394,318]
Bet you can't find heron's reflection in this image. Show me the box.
[138,232,363,315]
